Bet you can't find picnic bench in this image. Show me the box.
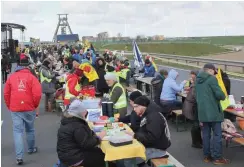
[134,77,154,99]
[172,110,187,132]
[151,152,185,167]
[125,86,146,95]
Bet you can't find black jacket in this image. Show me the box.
[57,117,101,166]
[134,102,171,150]
[220,69,231,95]
[95,58,110,91]
[151,74,165,106]
[119,110,141,132]
[182,85,198,121]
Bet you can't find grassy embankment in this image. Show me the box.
[100,43,230,56]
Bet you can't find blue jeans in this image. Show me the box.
[160,100,182,116]
[202,122,222,160]
[11,111,36,159]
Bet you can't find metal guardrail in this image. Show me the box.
[114,51,244,73]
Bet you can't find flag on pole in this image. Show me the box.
[132,41,144,68]
[90,43,96,53]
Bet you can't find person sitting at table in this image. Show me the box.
[141,59,156,77]
[63,69,83,106]
[151,69,168,106]
[123,96,171,167]
[114,91,142,132]
[138,59,156,94]
[57,98,107,167]
[104,72,127,117]
[160,69,187,117]
[117,61,131,87]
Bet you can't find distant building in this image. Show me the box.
[152,35,164,40]
[39,41,55,45]
[97,32,109,40]
[82,36,98,42]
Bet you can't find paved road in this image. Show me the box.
[1,65,244,167]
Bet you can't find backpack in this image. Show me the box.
[221,119,236,134]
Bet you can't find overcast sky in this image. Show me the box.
[1,1,244,41]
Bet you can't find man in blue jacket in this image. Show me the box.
[143,59,155,77]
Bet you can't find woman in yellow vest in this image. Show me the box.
[116,63,130,87]
[64,69,83,106]
[104,72,127,118]
[40,58,56,112]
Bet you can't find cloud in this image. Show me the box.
[1,1,244,41]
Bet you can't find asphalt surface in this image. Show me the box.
[1,64,244,167]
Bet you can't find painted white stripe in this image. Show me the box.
[157,64,244,82]
[1,120,3,126]
[167,151,185,167]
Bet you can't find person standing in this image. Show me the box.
[40,58,57,112]
[4,56,42,165]
[182,70,202,149]
[1,54,10,84]
[104,72,127,117]
[195,63,229,165]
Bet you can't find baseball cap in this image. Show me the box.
[203,63,216,71]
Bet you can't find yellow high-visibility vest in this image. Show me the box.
[64,79,81,100]
[40,69,51,83]
[109,82,127,110]
[116,69,130,80]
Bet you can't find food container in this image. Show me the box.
[109,134,133,147]
[118,122,124,128]
[93,125,104,133]
[105,123,113,129]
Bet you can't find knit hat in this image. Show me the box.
[67,98,87,119]
[42,58,51,68]
[129,91,142,102]
[19,53,30,66]
[104,72,117,81]
[134,96,150,107]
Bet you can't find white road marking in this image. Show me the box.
[167,151,185,167]
[1,120,3,126]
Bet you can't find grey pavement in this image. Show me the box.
[1,64,244,167]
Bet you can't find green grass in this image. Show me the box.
[183,36,244,45]
[101,43,230,56]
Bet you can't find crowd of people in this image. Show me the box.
[2,43,241,167]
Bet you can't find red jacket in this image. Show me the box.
[63,74,81,105]
[4,68,42,112]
